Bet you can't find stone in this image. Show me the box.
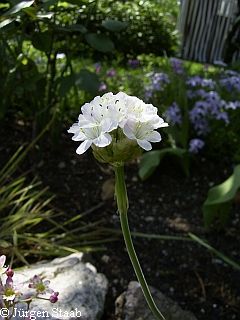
[115,281,198,320]
[9,253,108,320]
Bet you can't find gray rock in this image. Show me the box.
[115,281,198,320]
[10,253,108,320]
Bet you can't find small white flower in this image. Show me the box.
[123,120,162,151]
[68,120,113,155]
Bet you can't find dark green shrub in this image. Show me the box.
[78,0,179,56]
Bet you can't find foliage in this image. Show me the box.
[78,0,179,56]
[202,165,240,229]
[0,0,126,136]
[0,146,116,265]
[139,147,189,180]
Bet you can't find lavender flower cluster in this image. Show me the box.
[161,70,240,154]
[145,72,170,100]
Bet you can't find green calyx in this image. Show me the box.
[92,137,142,166]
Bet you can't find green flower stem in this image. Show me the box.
[114,165,165,320]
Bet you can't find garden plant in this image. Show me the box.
[0,0,240,319]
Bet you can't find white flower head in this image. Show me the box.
[68,92,168,161]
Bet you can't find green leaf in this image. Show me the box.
[75,69,100,94]
[0,240,12,248]
[202,164,240,228]
[3,0,34,16]
[102,19,128,32]
[59,74,75,97]
[57,24,87,33]
[32,32,52,53]
[85,33,114,52]
[59,70,99,96]
[139,147,189,180]
[22,6,37,18]
[188,233,240,271]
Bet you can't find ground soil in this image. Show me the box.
[1,119,240,320]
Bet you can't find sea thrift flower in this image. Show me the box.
[6,267,14,278]
[189,139,205,154]
[49,291,59,303]
[28,275,53,295]
[68,92,168,162]
[68,93,168,320]
[0,276,19,301]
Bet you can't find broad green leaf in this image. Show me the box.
[22,6,37,18]
[85,33,114,52]
[102,19,128,32]
[59,70,99,96]
[139,147,189,180]
[75,69,100,94]
[32,32,52,53]
[203,164,240,227]
[3,0,34,16]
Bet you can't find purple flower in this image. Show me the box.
[128,59,140,68]
[187,89,207,99]
[106,68,116,77]
[189,139,205,154]
[224,70,239,77]
[28,275,53,295]
[170,58,184,75]
[220,76,240,92]
[152,72,170,91]
[189,101,210,135]
[6,267,14,278]
[94,62,101,74]
[49,291,59,303]
[98,82,107,92]
[225,101,240,110]
[164,102,182,125]
[187,76,215,89]
[0,276,19,301]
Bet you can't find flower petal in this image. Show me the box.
[67,123,79,134]
[76,140,92,154]
[137,139,152,151]
[123,121,136,139]
[147,131,161,142]
[72,131,86,141]
[0,255,6,268]
[93,133,112,147]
